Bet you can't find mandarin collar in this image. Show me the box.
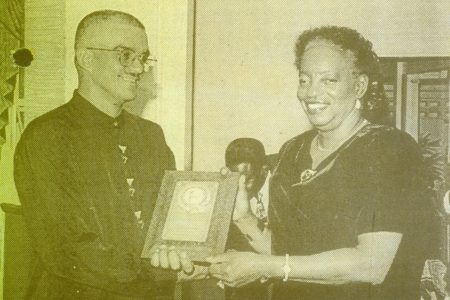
[70,91,125,128]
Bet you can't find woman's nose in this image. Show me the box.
[306,80,322,98]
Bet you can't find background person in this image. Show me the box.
[181,138,271,300]
[224,138,271,300]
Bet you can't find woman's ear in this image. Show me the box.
[354,74,369,98]
[75,49,93,72]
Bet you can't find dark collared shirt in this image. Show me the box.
[14,91,176,297]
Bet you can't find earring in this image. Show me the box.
[355,99,361,109]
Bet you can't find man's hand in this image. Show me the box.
[150,245,194,273]
[206,251,268,288]
[233,172,253,221]
[150,245,209,281]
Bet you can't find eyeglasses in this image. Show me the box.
[86,47,157,72]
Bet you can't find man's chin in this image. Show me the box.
[120,90,138,103]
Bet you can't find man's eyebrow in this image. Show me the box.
[113,45,151,55]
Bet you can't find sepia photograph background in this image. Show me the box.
[0,0,449,299]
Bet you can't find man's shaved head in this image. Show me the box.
[74,10,149,108]
[75,10,145,49]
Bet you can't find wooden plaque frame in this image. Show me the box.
[141,170,239,262]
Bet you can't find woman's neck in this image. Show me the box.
[316,111,366,151]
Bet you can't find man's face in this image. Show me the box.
[85,21,149,105]
[230,162,267,196]
[297,39,361,131]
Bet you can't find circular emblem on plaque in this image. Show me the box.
[178,186,211,213]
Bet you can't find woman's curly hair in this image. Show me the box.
[295,26,387,124]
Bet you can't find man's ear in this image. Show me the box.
[354,73,369,98]
[75,49,93,72]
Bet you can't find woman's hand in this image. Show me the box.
[206,251,268,287]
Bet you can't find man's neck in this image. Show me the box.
[77,86,123,118]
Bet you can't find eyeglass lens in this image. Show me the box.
[119,49,151,67]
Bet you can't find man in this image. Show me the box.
[224,138,271,300]
[14,10,175,299]
[224,138,271,252]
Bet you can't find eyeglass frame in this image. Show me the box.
[85,46,157,72]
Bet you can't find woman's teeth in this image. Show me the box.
[307,103,327,112]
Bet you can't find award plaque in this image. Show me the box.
[141,170,240,262]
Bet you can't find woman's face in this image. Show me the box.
[297,39,363,131]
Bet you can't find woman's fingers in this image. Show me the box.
[208,261,222,278]
[205,253,229,264]
[208,253,232,280]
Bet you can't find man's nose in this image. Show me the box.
[127,57,145,74]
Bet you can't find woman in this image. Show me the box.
[153,26,437,300]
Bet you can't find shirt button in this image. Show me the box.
[113,121,119,127]
[72,265,77,270]
[76,290,80,294]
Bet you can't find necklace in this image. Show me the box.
[299,119,369,185]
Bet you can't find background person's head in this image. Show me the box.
[294,26,387,127]
[225,138,268,196]
[74,10,150,106]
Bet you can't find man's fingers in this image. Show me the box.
[158,245,169,269]
[168,246,181,270]
[151,245,194,273]
[179,252,194,274]
[150,248,160,267]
